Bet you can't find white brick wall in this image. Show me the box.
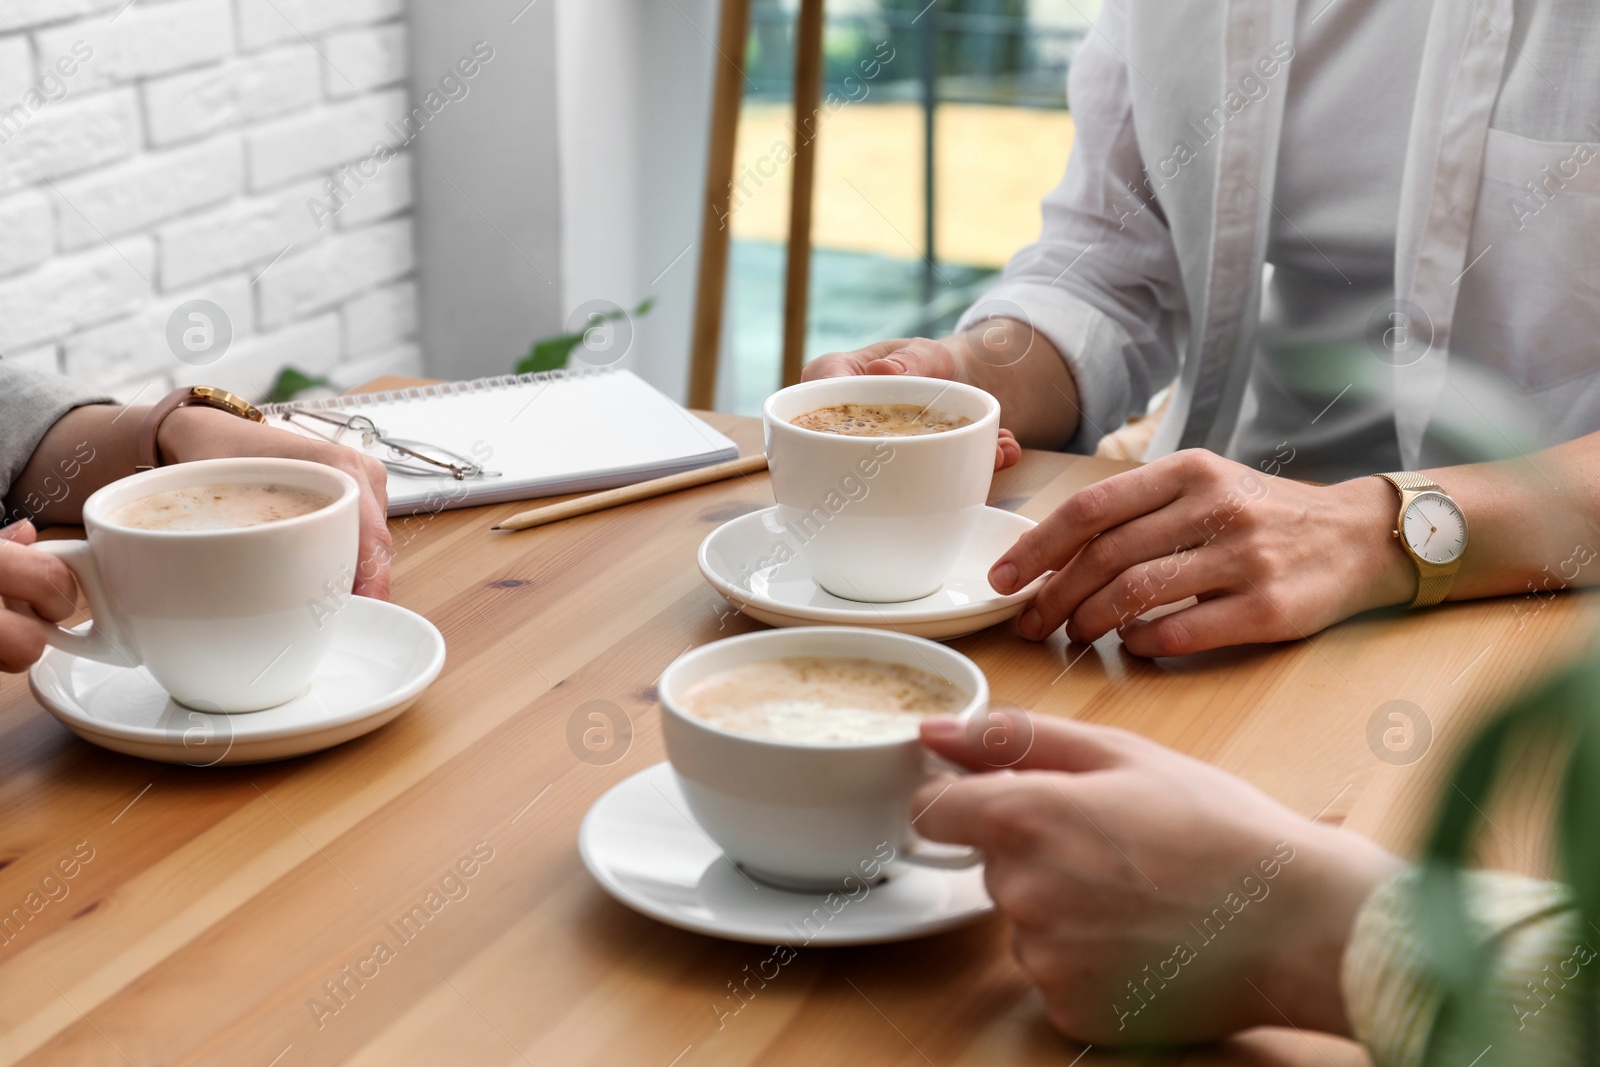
[0,189,52,277]
[0,2,420,401]
[53,134,242,248]
[171,311,342,396]
[0,34,32,106]
[0,239,156,354]
[259,216,413,328]
[159,177,323,289]
[246,89,407,190]
[143,46,319,146]
[324,23,408,98]
[236,0,402,51]
[64,273,254,385]
[37,0,234,93]
[0,1,118,35]
[336,150,411,228]
[331,342,422,389]
[0,90,141,193]
[343,280,417,356]
[3,342,62,374]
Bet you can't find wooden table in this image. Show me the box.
[1,393,1592,1066]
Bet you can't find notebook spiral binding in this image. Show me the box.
[257,365,620,418]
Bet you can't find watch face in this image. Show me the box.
[1402,492,1467,565]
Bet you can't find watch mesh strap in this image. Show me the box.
[1412,574,1455,609]
[1375,472,1457,609]
[1376,471,1437,492]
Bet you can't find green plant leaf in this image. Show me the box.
[1557,662,1600,933]
[1416,652,1600,1065]
[264,366,333,404]
[516,333,586,375]
[515,298,655,374]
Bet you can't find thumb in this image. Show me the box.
[801,352,862,381]
[0,520,37,545]
[862,338,959,380]
[920,711,1129,774]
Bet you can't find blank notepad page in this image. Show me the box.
[264,369,741,515]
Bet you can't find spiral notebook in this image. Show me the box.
[262,368,740,516]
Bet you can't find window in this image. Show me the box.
[718,0,1095,414]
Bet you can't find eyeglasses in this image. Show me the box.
[279,408,501,481]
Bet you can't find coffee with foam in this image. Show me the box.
[110,483,332,532]
[679,656,964,745]
[790,403,972,437]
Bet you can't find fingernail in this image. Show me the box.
[990,562,1018,593]
[876,356,907,374]
[1018,608,1043,640]
[922,717,962,740]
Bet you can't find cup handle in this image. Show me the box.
[900,836,983,870]
[26,541,138,668]
[903,752,983,868]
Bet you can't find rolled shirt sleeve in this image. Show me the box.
[955,0,1188,455]
[1343,868,1590,1067]
[0,364,113,506]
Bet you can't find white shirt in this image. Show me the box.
[1240,0,1433,481]
[958,0,1600,479]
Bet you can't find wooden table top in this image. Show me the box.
[2,389,1592,1067]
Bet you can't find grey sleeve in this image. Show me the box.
[0,364,114,505]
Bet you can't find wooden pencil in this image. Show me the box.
[492,453,769,531]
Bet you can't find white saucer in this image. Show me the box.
[28,597,445,765]
[579,761,994,945]
[698,505,1046,640]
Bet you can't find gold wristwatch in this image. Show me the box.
[1373,472,1467,608]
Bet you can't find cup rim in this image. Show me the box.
[762,376,1001,445]
[658,626,988,752]
[83,457,361,539]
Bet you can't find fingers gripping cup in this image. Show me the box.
[763,376,1001,603]
[659,627,986,891]
[29,458,360,713]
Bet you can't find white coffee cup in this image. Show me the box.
[31,457,360,713]
[763,376,1000,603]
[658,626,985,891]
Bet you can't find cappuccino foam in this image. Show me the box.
[679,656,964,744]
[791,403,972,437]
[111,483,332,532]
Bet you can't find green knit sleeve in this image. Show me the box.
[1342,868,1590,1067]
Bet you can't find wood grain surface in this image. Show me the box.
[1,392,1592,1067]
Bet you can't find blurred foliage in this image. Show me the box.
[1419,651,1600,1064]
[264,366,333,404]
[516,298,654,375]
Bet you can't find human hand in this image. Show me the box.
[988,449,1415,656]
[913,713,1403,1044]
[157,407,393,599]
[803,337,1022,471]
[0,521,80,673]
